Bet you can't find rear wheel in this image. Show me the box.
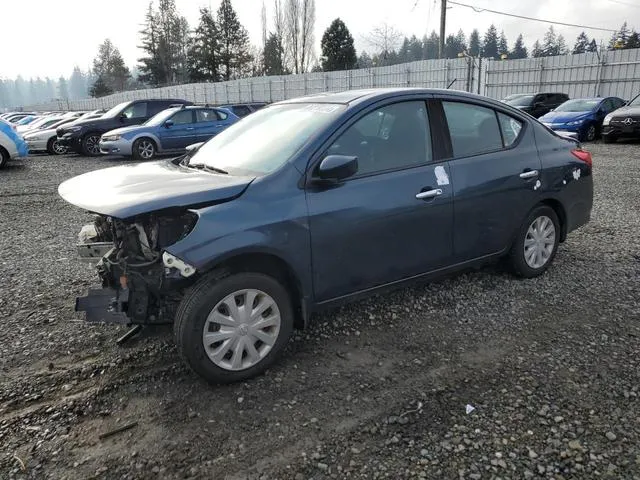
[174,271,294,384]
[132,138,156,160]
[81,133,101,156]
[47,137,67,155]
[509,205,560,278]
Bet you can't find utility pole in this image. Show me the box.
[439,0,447,59]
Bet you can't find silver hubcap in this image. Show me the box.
[138,141,154,159]
[524,215,556,269]
[53,140,66,154]
[86,135,100,155]
[202,289,281,371]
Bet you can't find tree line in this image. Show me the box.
[2,0,640,108]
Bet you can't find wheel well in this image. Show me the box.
[0,145,9,166]
[213,253,306,329]
[541,199,567,242]
[135,136,157,149]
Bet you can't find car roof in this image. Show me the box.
[278,87,515,109]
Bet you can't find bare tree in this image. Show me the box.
[284,0,316,74]
[300,0,316,73]
[261,1,268,52]
[365,23,403,64]
[273,0,289,72]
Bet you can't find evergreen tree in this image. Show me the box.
[541,26,567,56]
[92,39,131,91]
[498,30,509,58]
[44,78,56,101]
[443,30,466,59]
[407,35,423,61]
[468,29,481,57]
[482,24,499,59]
[217,0,253,80]
[557,35,568,55]
[609,22,631,49]
[573,32,590,54]
[587,39,599,52]
[58,77,69,100]
[398,37,410,63]
[28,79,37,105]
[188,7,221,82]
[532,40,543,58]
[357,51,373,68]
[510,34,528,59]
[13,77,25,107]
[263,32,288,75]
[89,76,113,98]
[423,31,439,60]
[320,18,357,71]
[137,0,191,85]
[627,31,640,49]
[69,67,87,100]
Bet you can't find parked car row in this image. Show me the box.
[501,92,638,143]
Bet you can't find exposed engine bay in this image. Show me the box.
[76,211,198,325]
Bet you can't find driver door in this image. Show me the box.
[306,99,454,302]
[157,109,196,151]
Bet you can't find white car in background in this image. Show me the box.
[17,115,60,134]
[23,112,105,155]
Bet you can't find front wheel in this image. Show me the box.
[0,147,8,169]
[509,205,560,278]
[583,123,597,142]
[47,137,68,155]
[174,272,294,384]
[132,138,156,160]
[81,133,101,156]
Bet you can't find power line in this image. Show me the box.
[448,1,618,33]
[607,0,640,8]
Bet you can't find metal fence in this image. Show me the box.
[23,47,640,111]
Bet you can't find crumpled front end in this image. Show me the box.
[75,212,199,325]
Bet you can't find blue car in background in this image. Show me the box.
[99,105,239,160]
[0,118,28,168]
[539,96,626,141]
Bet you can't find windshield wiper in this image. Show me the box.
[203,165,228,174]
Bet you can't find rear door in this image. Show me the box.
[306,98,454,302]
[194,108,231,143]
[157,109,196,150]
[437,97,542,261]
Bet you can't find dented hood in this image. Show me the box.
[58,160,255,219]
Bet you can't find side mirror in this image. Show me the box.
[185,142,204,154]
[164,120,174,128]
[316,155,358,181]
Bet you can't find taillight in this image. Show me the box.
[571,148,592,167]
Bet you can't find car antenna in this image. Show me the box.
[447,78,457,89]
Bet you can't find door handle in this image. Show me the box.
[416,188,443,200]
[519,170,539,179]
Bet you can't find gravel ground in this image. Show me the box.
[0,144,639,480]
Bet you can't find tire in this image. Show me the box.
[132,138,157,160]
[584,123,597,142]
[509,205,560,278]
[0,147,8,169]
[47,137,68,155]
[81,133,101,156]
[174,271,295,384]
[602,135,616,144]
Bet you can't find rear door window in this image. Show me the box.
[442,101,503,157]
[122,102,148,119]
[497,112,523,147]
[196,109,218,123]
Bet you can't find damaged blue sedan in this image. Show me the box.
[58,88,593,384]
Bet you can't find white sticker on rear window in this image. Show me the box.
[434,166,450,186]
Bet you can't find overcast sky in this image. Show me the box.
[0,0,632,79]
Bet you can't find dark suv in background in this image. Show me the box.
[503,92,570,118]
[220,102,268,118]
[57,99,192,156]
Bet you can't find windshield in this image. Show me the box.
[102,101,131,118]
[555,99,600,112]
[145,108,180,126]
[505,95,534,106]
[17,116,35,125]
[39,118,64,129]
[189,103,346,175]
